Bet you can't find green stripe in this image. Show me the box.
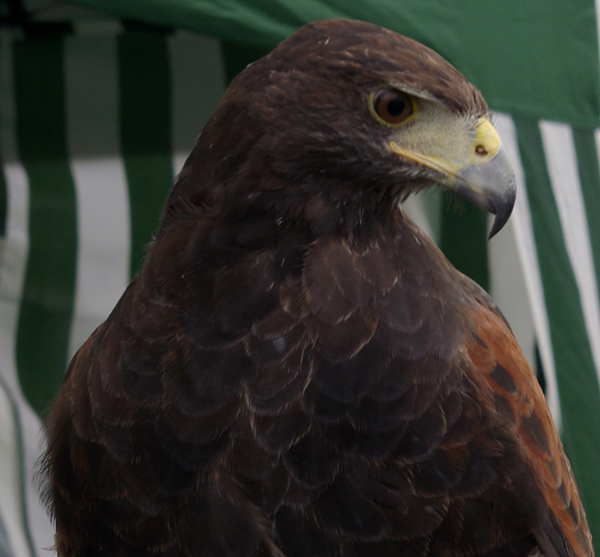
[572,129,600,291]
[14,37,77,416]
[118,30,173,277]
[439,193,490,291]
[513,116,600,548]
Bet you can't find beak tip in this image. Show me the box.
[487,181,517,240]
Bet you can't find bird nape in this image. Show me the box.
[41,18,593,557]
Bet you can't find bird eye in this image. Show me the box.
[373,89,413,125]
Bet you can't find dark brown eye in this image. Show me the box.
[373,89,413,124]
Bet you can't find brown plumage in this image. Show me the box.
[42,18,593,557]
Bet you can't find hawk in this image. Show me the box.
[43,18,593,557]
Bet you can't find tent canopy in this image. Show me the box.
[61,0,600,127]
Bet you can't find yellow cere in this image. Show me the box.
[470,118,502,165]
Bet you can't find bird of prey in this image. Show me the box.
[42,18,593,557]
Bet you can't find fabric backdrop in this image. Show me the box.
[0,1,599,555]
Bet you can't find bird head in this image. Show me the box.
[170,19,515,238]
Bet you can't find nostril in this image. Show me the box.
[475,145,488,156]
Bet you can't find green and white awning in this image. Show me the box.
[1,1,600,555]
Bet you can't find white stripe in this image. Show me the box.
[65,34,131,360]
[488,195,536,372]
[494,114,562,429]
[540,121,600,383]
[402,189,440,242]
[169,31,227,176]
[0,31,53,557]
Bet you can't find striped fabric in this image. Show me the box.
[0,19,599,557]
[0,25,227,556]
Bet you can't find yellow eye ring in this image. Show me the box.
[372,89,413,125]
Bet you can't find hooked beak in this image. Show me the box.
[455,146,516,238]
[390,118,516,239]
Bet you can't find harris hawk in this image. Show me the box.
[42,18,593,557]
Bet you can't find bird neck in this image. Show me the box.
[225,172,404,247]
